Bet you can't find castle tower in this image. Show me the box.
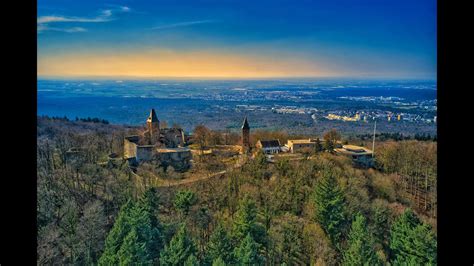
[146,109,160,144]
[241,116,250,153]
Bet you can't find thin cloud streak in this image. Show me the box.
[38,25,87,33]
[37,6,130,33]
[152,20,216,30]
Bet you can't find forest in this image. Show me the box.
[37,116,437,265]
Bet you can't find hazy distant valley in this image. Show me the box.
[38,79,436,136]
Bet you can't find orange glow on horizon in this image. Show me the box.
[37,49,340,78]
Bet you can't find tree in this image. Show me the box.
[207,223,235,264]
[342,214,379,265]
[233,233,264,265]
[389,209,437,265]
[184,254,200,266]
[247,150,268,180]
[369,200,392,250]
[174,190,197,216]
[137,188,164,263]
[193,125,211,154]
[99,201,135,265]
[269,214,304,265]
[117,229,152,265]
[323,129,341,151]
[313,171,345,246]
[212,257,226,266]
[77,200,107,265]
[232,197,266,246]
[314,138,323,153]
[99,193,163,265]
[160,225,197,266]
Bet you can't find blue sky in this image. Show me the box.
[37,0,437,79]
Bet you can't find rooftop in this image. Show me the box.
[287,139,315,144]
[334,145,373,155]
[258,139,281,148]
[241,117,250,129]
[147,109,159,123]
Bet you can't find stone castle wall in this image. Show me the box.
[124,138,138,159]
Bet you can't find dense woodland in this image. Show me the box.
[37,116,437,265]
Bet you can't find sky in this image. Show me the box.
[37,0,437,79]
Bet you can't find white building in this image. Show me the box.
[256,140,281,154]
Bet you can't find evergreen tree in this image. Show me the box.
[234,233,264,265]
[160,224,197,266]
[184,254,200,266]
[174,190,197,216]
[99,194,164,266]
[313,171,346,245]
[389,209,437,265]
[207,223,235,264]
[370,202,392,250]
[117,228,152,265]
[342,214,379,265]
[138,188,163,261]
[99,200,134,265]
[212,257,226,266]
[232,197,266,246]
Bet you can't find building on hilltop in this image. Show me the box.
[256,139,281,154]
[334,145,374,168]
[287,139,318,153]
[241,116,251,153]
[124,109,192,172]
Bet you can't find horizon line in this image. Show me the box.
[37,75,437,82]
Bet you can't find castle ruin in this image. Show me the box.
[124,109,192,172]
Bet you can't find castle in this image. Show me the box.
[124,109,192,172]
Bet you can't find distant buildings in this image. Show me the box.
[325,113,360,122]
[256,140,281,154]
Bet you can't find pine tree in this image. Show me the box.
[370,201,391,249]
[342,214,379,265]
[99,193,164,266]
[174,190,197,216]
[212,257,226,266]
[234,233,264,265]
[117,228,152,265]
[232,197,266,246]
[160,224,197,266]
[313,171,346,245]
[99,200,134,265]
[207,223,235,264]
[184,254,200,266]
[389,209,437,265]
[138,188,163,262]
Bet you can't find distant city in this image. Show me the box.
[37,79,437,136]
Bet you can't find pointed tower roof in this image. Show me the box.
[241,116,250,129]
[147,109,159,123]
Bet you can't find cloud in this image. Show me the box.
[38,25,87,33]
[152,20,216,30]
[37,6,130,33]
